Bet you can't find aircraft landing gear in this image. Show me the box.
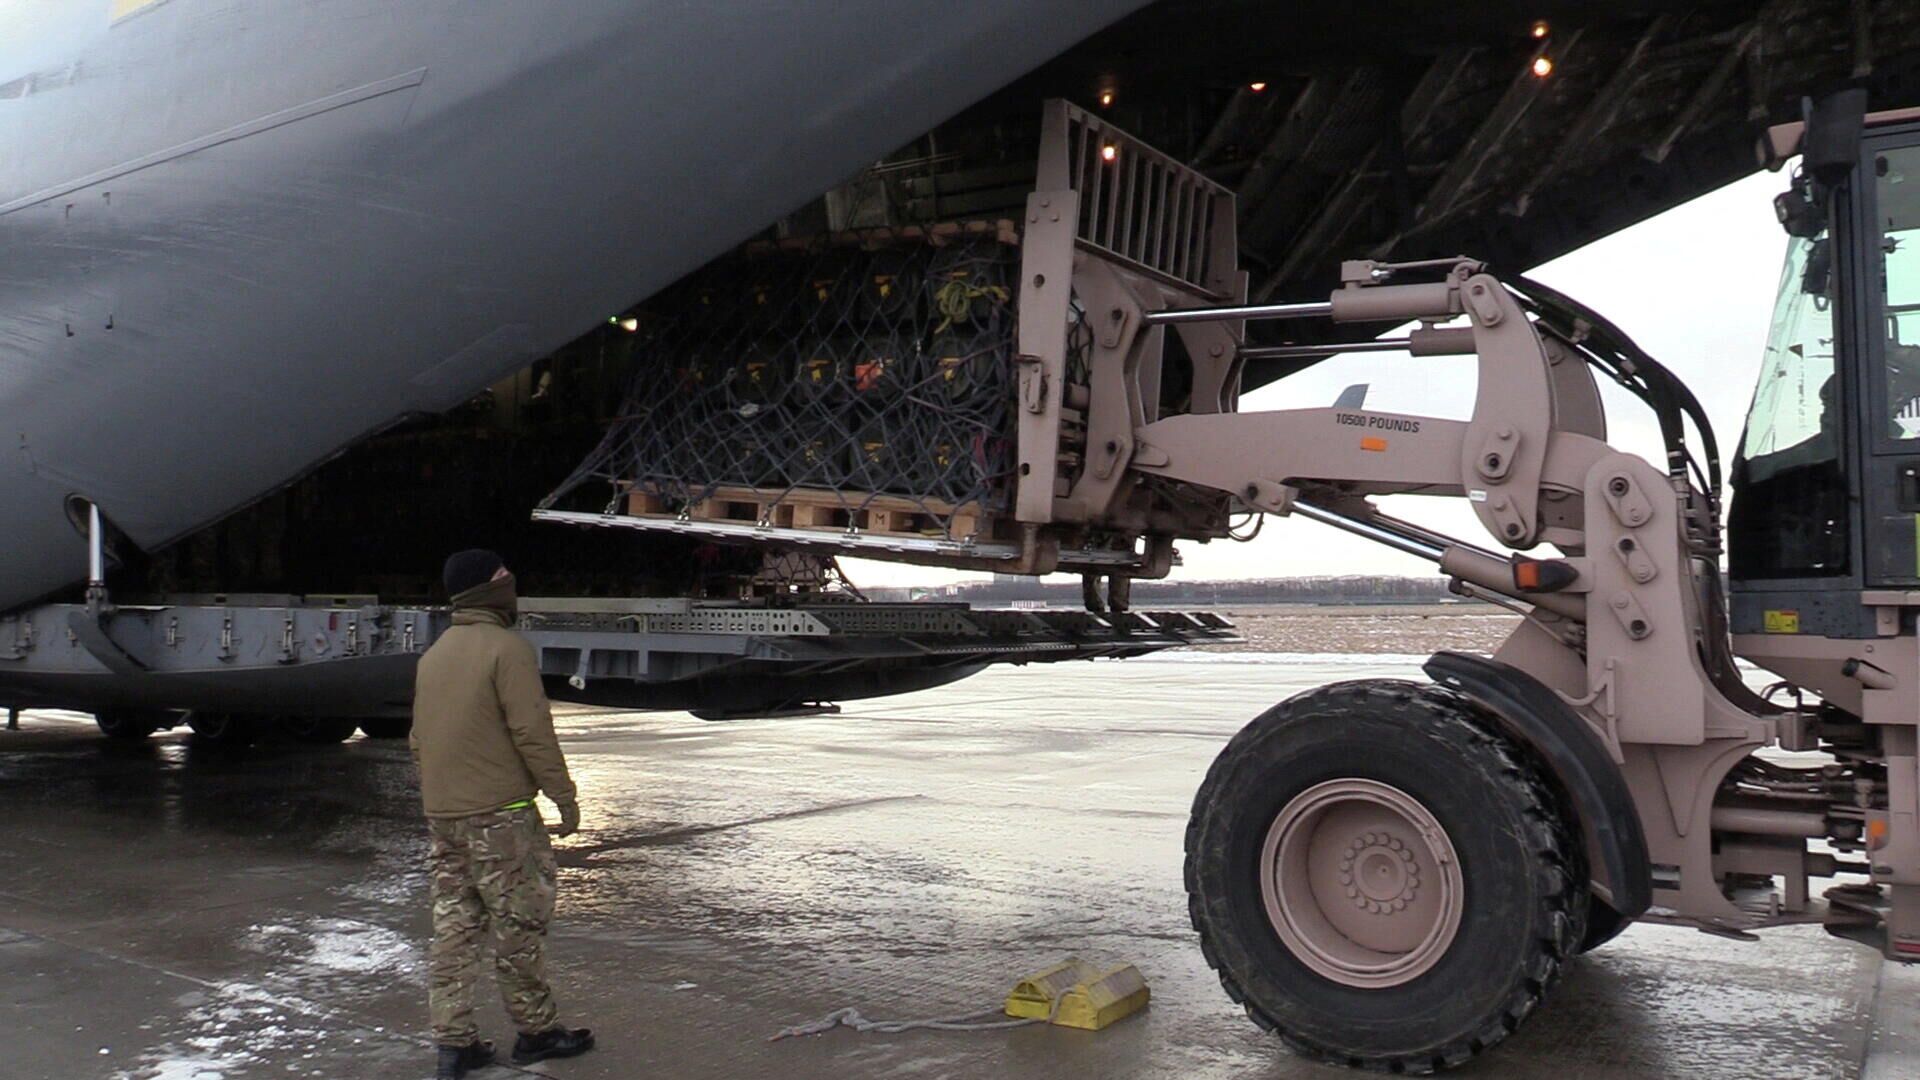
[284,717,360,744]
[186,712,256,746]
[95,709,171,741]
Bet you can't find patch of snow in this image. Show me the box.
[133,1057,229,1080]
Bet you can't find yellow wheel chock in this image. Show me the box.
[1004,958,1150,1030]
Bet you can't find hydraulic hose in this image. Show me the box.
[1501,270,1722,497]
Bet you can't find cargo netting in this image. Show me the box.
[547,227,1074,541]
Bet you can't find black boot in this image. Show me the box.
[511,1026,595,1064]
[434,1039,495,1079]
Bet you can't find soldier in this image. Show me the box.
[412,549,595,1079]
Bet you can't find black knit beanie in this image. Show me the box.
[442,549,504,598]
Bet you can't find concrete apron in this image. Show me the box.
[0,657,1906,1079]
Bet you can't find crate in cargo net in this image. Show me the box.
[542,100,1245,576]
[553,222,1049,543]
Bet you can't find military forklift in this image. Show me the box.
[1122,90,1920,1071]
[545,92,1920,1072]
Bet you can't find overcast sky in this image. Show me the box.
[846,168,1791,588]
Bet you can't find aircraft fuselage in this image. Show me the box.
[0,0,1140,609]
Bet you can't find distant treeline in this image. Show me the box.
[868,575,1457,606]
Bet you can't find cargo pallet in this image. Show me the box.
[627,486,991,543]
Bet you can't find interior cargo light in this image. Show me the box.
[1531,20,1550,39]
[1531,56,1554,78]
[1249,82,1267,93]
[1099,89,1115,108]
[617,317,639,332]
[1101,143,1118,163]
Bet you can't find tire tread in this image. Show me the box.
[1183,680,1584,1075]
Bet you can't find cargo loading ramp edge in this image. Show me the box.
[0,596,1239,720]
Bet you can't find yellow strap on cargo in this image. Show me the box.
[931,278,1009,333]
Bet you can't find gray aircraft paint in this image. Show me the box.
[0,0,1144,609]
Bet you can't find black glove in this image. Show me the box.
[550,800,580,838]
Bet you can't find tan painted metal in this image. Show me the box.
[1080,250,1836,931]
[1260,778,1464,988]
[1010,99,1242,547]
[997,102,1920,954]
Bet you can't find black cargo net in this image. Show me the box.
[547,231,1043,539]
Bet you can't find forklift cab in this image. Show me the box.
[1731,103,1920,638]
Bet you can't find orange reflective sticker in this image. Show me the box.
[1360,436,1388,452]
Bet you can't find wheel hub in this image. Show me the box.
[1342,835,1420,911]
[1261,778,1463,988]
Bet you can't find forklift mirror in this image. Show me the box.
[1775,176,1825,239]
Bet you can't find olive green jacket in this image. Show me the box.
[410,584,576,819]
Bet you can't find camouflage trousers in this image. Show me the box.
[427,805,560,1046]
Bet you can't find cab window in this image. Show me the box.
[1879,146,1920,439]
[1729,229,1849,578]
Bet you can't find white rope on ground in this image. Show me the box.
[768,996,1061,1041]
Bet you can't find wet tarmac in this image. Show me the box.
[2,654,1912,1079]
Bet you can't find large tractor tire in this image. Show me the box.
[95,709,166,741]
[1185,680,1586,1074]
[357,718,412,740]
[284,716,360,743]
[186,712,257,746]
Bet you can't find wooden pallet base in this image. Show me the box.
[627,485,993,541]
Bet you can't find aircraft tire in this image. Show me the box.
[187,712,257,746]
[95,709,164,741]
